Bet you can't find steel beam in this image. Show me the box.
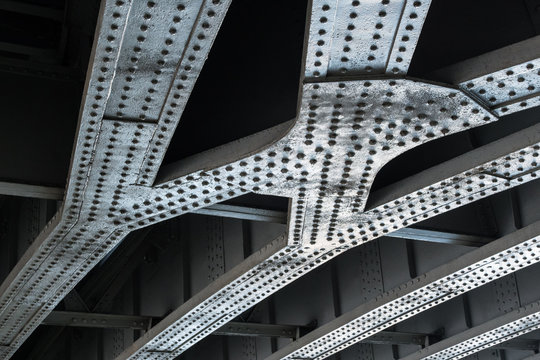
[214,322,303,340]
[215,324,436,345]
[363,331,432,347]
[401,300,540,360]
[0,181,64,200]
[42,311,152,331]
[193,204,288,224]
[304,0,433,78]
[387,228,492,247]
[119,125,540,360]
[0,0,233,358]
[431,35,540,115]
[2,1,539,359]
[194,205,494,247]
[265,219,540,360]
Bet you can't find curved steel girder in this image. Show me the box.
[402,299,540,360]
[0,0,233,357]
[0,0,537,360]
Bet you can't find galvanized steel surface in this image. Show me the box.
[0,0,540,360]
[401,299,540,360]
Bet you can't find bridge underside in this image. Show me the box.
[0,1,540,360]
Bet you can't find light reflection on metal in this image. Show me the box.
[0,0,539,359]
[266,220,540,360]
[401,300,540,360]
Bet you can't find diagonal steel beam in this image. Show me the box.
[0,0,233,358]
[431,35,540,116]
[116,124,540,360]
[265,219,540,360]
[401,300,540,360]
[304,0,433,78]
[262,122,540,359]
[2,2,538,360]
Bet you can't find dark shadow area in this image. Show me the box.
[0,0,100,187]
[409,0,538,77]
[162,0,307,164]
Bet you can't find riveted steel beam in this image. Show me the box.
[304,0,433,78]
[2,1,539,359]
[401,300,540,360]
[117,123,540,360]
[431,35,540,115]
[111,5,540,357]
[266,219,540,360]
[0,0,233,358]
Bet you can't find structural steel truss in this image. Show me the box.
[0,0,539,359]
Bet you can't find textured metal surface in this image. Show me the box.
[121,125,540,360]
[116,76,508,359]
[492,274,521,315]
[401,300,540,360]
[461,59,540,116]
[267,219,540,360]
[0,0,233,358]
[1,0,540,359]
[206,217,225,282]
[431,35,540,116]
[304,0,433,77]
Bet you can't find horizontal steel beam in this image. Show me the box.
[215,322,303,340]
[401,300,540,360]
[364,331,433,347]
[193,204,288,224]
[41,312,447,348]
[388,228,492,247]
[0,181,63,200]
[196,204,492,246]
[0,185,491,246]
[266,220,540,360]
[43,311,151,331]
[217,326,440,347]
